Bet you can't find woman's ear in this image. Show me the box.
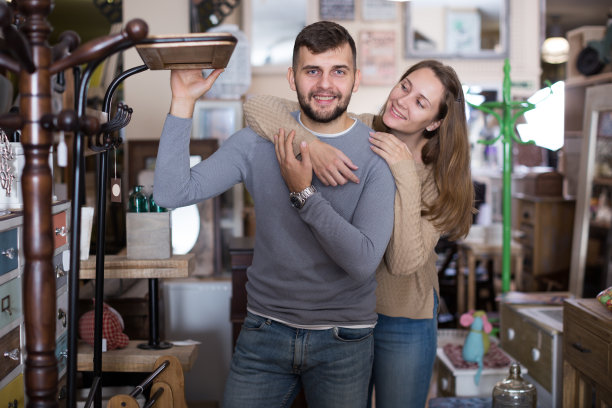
[426,120,441,132]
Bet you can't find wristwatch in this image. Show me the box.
[289,185,317,209]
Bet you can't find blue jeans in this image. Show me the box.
[368,292,439,408]
[223,312,374,408]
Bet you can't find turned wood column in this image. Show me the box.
[18,1,57,406]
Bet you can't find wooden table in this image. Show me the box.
[456,239,524,315]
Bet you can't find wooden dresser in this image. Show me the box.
[0,201,71,406]
[512,194,575,290]
[562,298,612,408]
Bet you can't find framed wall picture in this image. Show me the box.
[320,0,355,20]
[359,31,396,86]
[361,0,397,21]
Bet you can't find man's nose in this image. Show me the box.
[317,72,332,88]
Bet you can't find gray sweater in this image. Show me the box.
[154,114,396,326]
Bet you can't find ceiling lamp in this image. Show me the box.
[542,16,569,64]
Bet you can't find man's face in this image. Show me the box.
[288,44,360,126]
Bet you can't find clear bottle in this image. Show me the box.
[492,362,537,407]
[128,185,149,213]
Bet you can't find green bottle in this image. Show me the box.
[128,185,149,212]
[149,192,167,212]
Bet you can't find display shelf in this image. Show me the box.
[77,341,198,372]
[79,253,194,279]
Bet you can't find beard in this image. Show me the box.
[296,89,351,123]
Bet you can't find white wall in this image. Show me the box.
[123,0,542,141]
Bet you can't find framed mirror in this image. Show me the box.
[569,83,612,297]
[243,0,313,73]
[404,0,509,59]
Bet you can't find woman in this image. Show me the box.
[244,60,474,408]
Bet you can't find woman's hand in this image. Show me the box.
[308,139,359,186]
[274,129,313,193]
[169,69,223,118]
[369,131,417,165]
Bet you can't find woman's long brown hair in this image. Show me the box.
[372,60,474,240]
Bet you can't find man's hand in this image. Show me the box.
[274,129,313,193]
[169,69,224,118]
[308,139,359,186]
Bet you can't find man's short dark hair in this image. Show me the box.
[292,21,357,70]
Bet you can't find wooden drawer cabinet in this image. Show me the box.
[0,327,21,383]
[0,278,22,331]
[54,251,68,290]
[0,372,24,408]
[56,288,68,339]
[52,210,68,250]
[563,298,612,407]
[512,194,575,290]
[0,228,18,277]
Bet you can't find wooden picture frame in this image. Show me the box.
[569,83,612,297]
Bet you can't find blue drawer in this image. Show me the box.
[0,228,18,277]
[56,332,68,377]
[54,251,68,290]
[0,277,22,331]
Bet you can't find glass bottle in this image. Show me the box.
[492,362,537,407]
[128,185,149,213]
[149,192,167,213]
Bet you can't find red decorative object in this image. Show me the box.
[79,302,129,350]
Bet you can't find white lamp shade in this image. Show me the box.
[541,36,570,64]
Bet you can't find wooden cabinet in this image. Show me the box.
[512,193,575,290]
[228,236,254,348]
[562,298,612,408]
[0,201,70,406]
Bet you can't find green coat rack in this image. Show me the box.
[468,59,548,293]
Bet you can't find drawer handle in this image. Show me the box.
[3,347,20,361]
[1,294,11,316]
[57,308,67,327]
[55,265,66,278]
[571,342,591,353]
[507,328,515,340]
[531,348,540,361]
[1,247,16,259]
[58,385,67,401]
[522,211,530,219]
[8,399,18,408]
[55,226,67,237]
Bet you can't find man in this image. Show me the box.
[153,21,395,408]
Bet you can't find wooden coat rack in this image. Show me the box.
[0,1,149,406]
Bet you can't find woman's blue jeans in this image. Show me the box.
[368,292,439,408]
[222,312,374,408]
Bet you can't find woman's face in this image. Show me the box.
[382,67,445,138]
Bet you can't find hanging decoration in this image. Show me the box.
[191,0,241,32]
[468,59,552,294]
[0,129,15,197]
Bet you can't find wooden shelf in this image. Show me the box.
[77,340,198,373]
[565,71,612,89]
[79,254,194,279]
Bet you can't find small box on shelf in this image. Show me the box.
[126,212,172,259]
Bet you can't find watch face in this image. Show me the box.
[290,194,305,209]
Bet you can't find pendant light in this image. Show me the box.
[542,16,570,64]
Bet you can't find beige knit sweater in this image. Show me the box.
[243,95,441,319]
